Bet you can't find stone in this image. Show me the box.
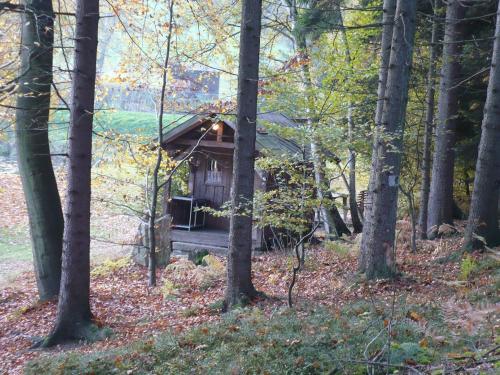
[437,223,457,237]
[131,216,172,267]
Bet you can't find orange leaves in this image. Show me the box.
[227,324,240,332]
[407,310,423,322]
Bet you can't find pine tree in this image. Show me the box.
[464,0,500,250]
[225,0,262,309]
[40,0,101,346]
[15,0,64,301]
[427,0,465,238]
[359,0,417,279]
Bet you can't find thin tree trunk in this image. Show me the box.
[358,0,396,272]
[41,0,99,346]
[15,0,64,301]
[400,186,417,253]
[330,204,351,237]
[148,0,175,287]
[464,2,500,249]
[310,139,338,239]
[418,0,439,240]
[427,0,465,239]
[360,0,417,280]
[224,0,262,309]
[337,4,363,234]
[289,7,337,240]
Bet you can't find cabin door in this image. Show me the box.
[192,153,232,230]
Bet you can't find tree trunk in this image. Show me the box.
[359,0,417,280]
[400,186,417,253]
[15,0,64,302]
[330,204,351,237]
[358,0,396,272]
[310,139,338,239]
[337,5,363,234]
[286,1,338,240]
[148,0,175,287]
[464,2,500,249]
[41,0,99,346]
[418,0,439,240]
[427,0,465,239]
[224,0,262,309]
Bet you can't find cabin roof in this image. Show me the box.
[161,112,307,158]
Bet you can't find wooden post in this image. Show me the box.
[216,121,224,143]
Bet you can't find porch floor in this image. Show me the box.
[171,228,229,249]
[170,228,262,257]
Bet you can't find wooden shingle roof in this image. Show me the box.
[162,112,307,159]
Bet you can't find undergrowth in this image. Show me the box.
[91,257,131,277]
[25,299,498,375]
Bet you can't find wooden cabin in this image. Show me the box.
[162,112,305,255]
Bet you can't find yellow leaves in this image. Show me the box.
[419,338,428,348]
[407,310,423,322]
[91,257,131,277]
[201,254,224,272]
[161,279,178,297]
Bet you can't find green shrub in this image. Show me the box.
[192,250,209,265]
[459,255,478,281]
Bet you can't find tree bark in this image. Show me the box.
[418,0,439,240]
[330,204,351,237]
[15,0,64,301]
[224,0,262,309]
[464,2,500,250]
[41,0,99,346]
[359,0,417,280]
[427,0,465,239]
[358,0,396,272]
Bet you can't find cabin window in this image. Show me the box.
[206,159,223,185]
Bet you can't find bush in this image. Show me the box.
[459,255,478,281]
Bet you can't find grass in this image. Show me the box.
[25,298,498,375]
[49,110,182,146]
[0,226,31,262]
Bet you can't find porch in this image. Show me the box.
[170,228,262,257]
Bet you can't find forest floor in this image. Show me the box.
[0,222,499,374]
[1,171,499,373]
